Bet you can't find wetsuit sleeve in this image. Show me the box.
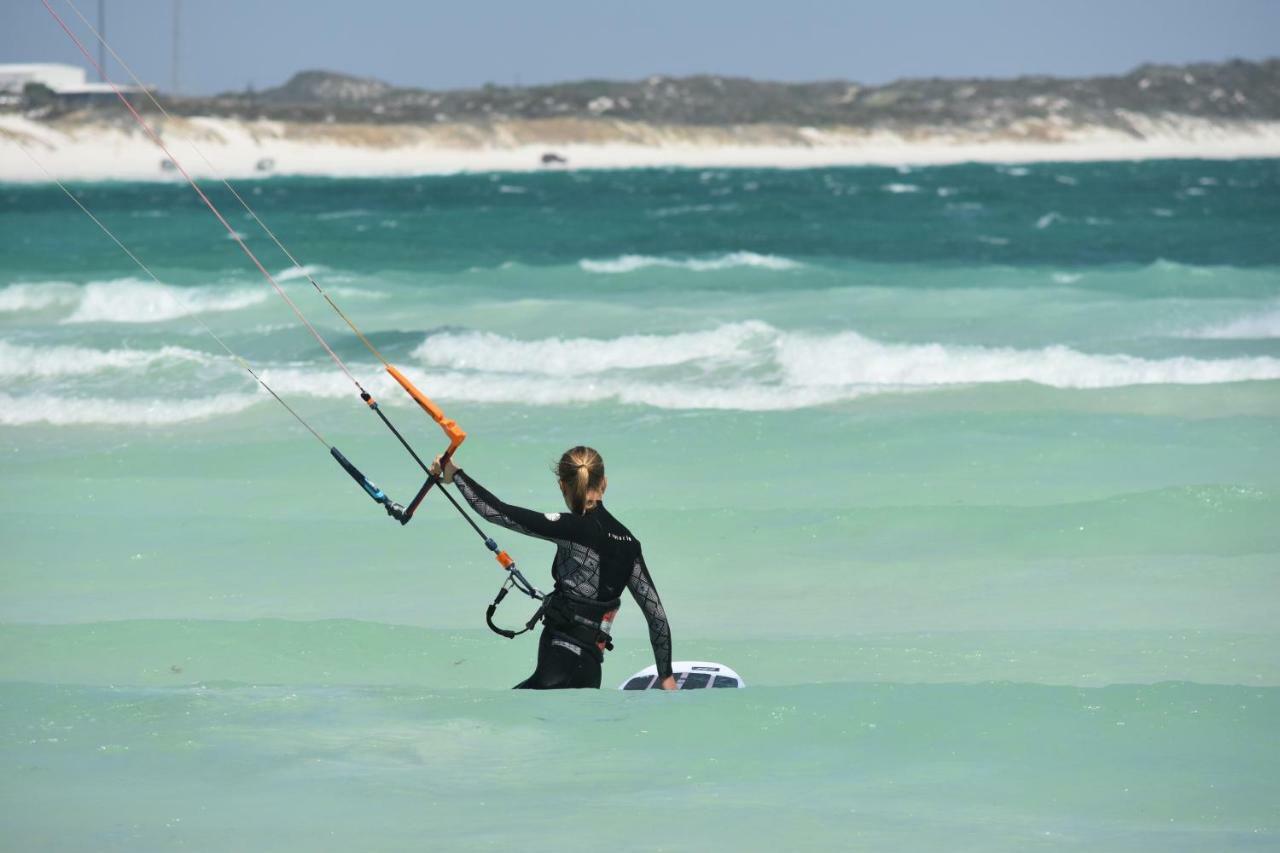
[627,553,672,680]
[452,470,581,542]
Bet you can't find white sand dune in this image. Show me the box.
[3,113,1279,182]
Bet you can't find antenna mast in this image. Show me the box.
[97,0,106,80]
[171,0,181,96]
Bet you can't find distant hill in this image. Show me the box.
[164,59,1280,135]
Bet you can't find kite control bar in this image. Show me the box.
[334,366,468,526]
[383,364,467,520]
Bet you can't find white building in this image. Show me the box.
[0,63,141,105]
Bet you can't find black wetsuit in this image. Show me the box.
[453,470,672,689]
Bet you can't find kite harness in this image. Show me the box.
[38,0,548,625]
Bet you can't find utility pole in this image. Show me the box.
[171,0,181,96]
[98,0,106,81]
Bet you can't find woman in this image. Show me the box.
[430,446,676,690]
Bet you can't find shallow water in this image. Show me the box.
[2,160,1278,850]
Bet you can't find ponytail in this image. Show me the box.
[555,446,605,514]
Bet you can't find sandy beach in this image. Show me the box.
[4,113,1279,182]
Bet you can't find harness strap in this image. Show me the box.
[539,590,620,652]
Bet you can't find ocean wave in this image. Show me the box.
[326,286,388,301]
[777,331,1280,388]
[882,183,920,194]
[0,341,210,378]
[0,392,259,426]
[3,279,267,323]
[274,264,329,282]
[404,323,1280,407]
[59,279,269,324]
[410,321,773,375]
[1183,307,1280,340]
[409,323,1280,394]
[237,326,1280,410]
[578,252,801,274]
[0,281,81,313]
[256,365,855,412]
[14,323,1278,423]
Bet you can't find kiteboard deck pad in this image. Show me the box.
[619,660,744,690]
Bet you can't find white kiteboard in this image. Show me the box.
[619,660,744,690]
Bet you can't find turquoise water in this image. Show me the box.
[2,160,1278,850]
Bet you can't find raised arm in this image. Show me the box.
[451,469,580,542]
[627,553,673,681]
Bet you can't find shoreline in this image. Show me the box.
[3,114,1280,182]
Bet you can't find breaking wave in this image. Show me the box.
[0,392,259,426]
[1184,306,1280,340]
[0,281,81,313]
[410,323,1280,390]
[775,332,1280,388]
[63,279,269,324]
[273,264,329,282]
[578,252,801,274]
[0,278,267,324]
[0,340,210,378]
[253,366,853,412]
[0,269,357,324]
[411,321,772,375]
[8,323,1278,424]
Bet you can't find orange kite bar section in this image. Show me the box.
[384,364,467,457]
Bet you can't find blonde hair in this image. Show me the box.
[555,445,605,514]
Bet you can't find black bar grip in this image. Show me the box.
[330,446,389,504]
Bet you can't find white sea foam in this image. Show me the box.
[0,341,210,378]
[394,323,1280,409]
[15,323,1278,423]
[777,331,1280,389]
[61,279,268,324]
[265,322,1280,412]
[1184,307,1280,340]
[410,321,773,375]
[274,264,329,282]
[882,183,920,193]
[579,252,801,274]
[257,364,856,412]
[326,286,388,301]
[0,392,259,426]
[0,282,81,313]
[1035,212,1063,229]
[2,278,268,323]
